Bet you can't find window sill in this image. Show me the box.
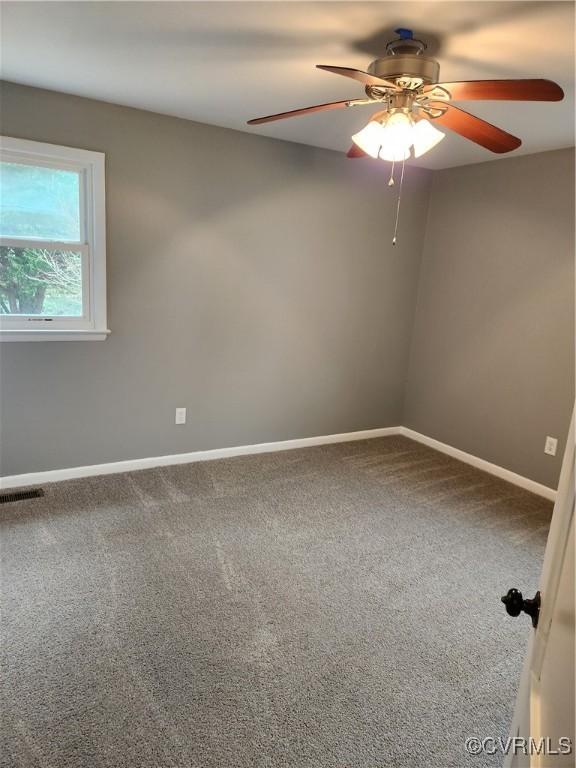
[0,329,111,342]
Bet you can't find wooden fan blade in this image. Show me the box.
[347,144,367,158]
[424,79,564,102]
[247,99,359,125]
[317,65,398,90]
[426,102,521,153]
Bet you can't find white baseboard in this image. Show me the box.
[0,425,557,501]
[399,427,557,502]
[0,427,400,490]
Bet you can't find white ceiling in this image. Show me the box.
[1,1,574,169]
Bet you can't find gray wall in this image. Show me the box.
[0,81,431,475]
[404,149,575,489]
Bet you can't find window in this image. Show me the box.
[0,137,107,341]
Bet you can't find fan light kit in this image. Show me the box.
[248,28,564,243]
[351,111,446,161]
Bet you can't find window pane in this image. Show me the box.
[0,246,83,316]
[0,161,81,241]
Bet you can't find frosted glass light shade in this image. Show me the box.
[350,120,386,159]
[378,145,411,162]
[380,113,413,161]
[412,119,445,158]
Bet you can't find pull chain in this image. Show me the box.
[388,157,396,187]
[392,156,405,246]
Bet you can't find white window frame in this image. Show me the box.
[0,136,108,341]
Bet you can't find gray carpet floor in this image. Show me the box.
[0,436,552,768]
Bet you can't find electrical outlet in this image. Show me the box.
[175,407,186,425]
[544,436,558,456]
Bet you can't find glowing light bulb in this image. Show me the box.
[412,119,445,157]
[378,112,413,161]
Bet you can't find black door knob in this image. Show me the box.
[501,588,541,628]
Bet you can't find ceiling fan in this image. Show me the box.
[247,28,564,162]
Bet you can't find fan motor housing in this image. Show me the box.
[368,55,440,88]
